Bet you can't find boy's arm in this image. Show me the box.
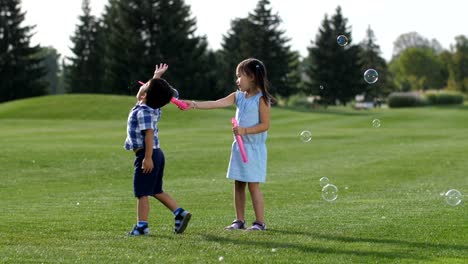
[184,92,236,110]
[136,63,169,102]
[153,63,168,79]
[141,129,154,174]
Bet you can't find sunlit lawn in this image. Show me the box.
[0,95,467,263]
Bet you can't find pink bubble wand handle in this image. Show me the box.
[231,117,248,163]
[170,97,189,110]
[138,81,188,110]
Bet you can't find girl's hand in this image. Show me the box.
[153,63,168,79]
[180,100,194,111]
[142,158,154,173]
[233,126,247,135]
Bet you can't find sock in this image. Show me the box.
[137,221,148,227]
[173,207,183,216]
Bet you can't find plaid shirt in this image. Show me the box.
[124,103,161,150]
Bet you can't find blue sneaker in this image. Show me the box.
[128,225,149,236]
[174,210,191,234]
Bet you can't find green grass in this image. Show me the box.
[0,94,467,263]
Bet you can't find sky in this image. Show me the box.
[21,0,468,61]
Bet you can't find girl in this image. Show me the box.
[184,58,274,231]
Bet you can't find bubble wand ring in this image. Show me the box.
[138,81,189,109]
[231,117,248,163]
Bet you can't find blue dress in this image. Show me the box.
[227,91,267,183]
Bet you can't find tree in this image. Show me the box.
[358,25,394,99]
[0,0,47,102]
[392,32,443,58]
[446,35,468,93]
[39,46,60,94]
[389,47,447,91]
[66,0,105,93]
[304,6,362,106]
[101,0,210,98]
[219,0,300,99]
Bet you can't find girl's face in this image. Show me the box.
[235,68,254,92]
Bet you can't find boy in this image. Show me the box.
[124,64,191,235]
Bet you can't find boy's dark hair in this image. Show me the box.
[145,78,175,109]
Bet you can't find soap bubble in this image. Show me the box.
[444,189,462,206]
[322,184,338,202]
[300,130,312,142]
[337,35,348,46]
[372,119,381,128]
[319,177,330,187]
[364,69,379,84]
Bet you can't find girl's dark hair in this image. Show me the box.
[145,78,175,109]
[236,58,276,105]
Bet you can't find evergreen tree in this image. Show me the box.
[66,0,105,93]
[304,6,362,106]
[101,0,209,98]
[219,0,300,99]
[358,25,394,99]
[39,46,60,94]
[101,0,129,94]
[0,0,46,102]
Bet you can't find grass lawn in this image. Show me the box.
[0,94,467,263]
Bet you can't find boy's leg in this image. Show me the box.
[129,196,150,236]
[153,192,178,211]
[248,182,264,224]
[138,196,150,221]
[154,192,191,234]
[234,181,247,221]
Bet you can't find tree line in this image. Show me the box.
[1,0,467,105]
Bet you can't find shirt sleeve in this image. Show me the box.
[136,108,155,132]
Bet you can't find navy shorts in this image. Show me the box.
[133,148,165,197]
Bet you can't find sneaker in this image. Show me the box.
[224,219,245,230]
[128,225,149,236]
[246,221,266,231]
[174,210,192,234]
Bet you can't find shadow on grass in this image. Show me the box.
[268,229,468,253]
[202,233,426,261]
[202,228,468,261]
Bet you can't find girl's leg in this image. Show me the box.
[248,182,265,224]
[234,180,247,221]
[154,192,178,212]
[137,196,150,221]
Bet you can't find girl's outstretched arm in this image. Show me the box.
[183,92,236,110]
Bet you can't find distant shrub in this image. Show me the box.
[425,90,464,105]
[287,94,321,108]
[388,92,426,108]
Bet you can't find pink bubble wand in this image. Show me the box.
[138,81,189,110]
[231,117,248,163]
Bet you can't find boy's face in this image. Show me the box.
[136,82,149,101]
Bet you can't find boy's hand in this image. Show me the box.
[142,158,154,173]
[153,63,168,79]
